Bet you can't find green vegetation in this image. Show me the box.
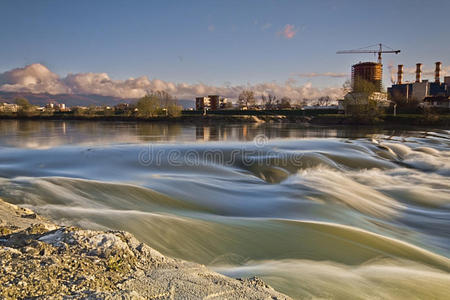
[343,79,384,124]
[136,91,182,118]
[15,97,32,110]
[136,94,161,117]
[15,98,38,117]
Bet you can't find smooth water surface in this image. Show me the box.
[0,120,449,299]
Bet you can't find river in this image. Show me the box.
[0,120,449,299]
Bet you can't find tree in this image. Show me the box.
[352,79,377,94]
[15,98,32,110]
[153,90,174,108]
[279,97,291,109]
[167,103,182,117]
[299,98,309,108]
[342,80,352,94]
[15,97,35,116]
[343,79,383,123]
[238,90,255,109]
[261,94,277,110]
[136,94,160,118]
[317,96,331,106]
[87,105,98,116]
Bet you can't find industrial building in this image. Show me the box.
[388,62,450,105]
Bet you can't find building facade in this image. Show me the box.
[195,95,223,111]
[388,62,450,105]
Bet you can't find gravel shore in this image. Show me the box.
[0,198,290,299]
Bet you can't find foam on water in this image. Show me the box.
[0,122,449,298]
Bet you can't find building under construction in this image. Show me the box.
[338,44,400,94]
[351,62,383,92]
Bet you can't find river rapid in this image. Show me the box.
[0,120,449,299]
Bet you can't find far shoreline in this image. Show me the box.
[0,111,449,127]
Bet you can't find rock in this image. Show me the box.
[0,198,291,299]
[21,213,37,219]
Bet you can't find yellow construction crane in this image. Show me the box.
[337,43,400,64]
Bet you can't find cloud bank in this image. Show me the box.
[0,64,344,102]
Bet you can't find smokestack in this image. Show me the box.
[435,62,442,83]
[397,64,404,84]
[415,63,422,83]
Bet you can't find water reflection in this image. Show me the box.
[0,119,432,149]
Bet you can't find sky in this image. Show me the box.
[0,0,449,100]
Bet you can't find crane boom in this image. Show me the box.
[337,43,401,64]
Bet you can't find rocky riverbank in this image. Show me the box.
[0,198,290,299]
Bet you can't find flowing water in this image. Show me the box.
[0,120,449,299]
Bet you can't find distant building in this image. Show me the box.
[195,95,222,111]
[342,62,390,114]
[388,81,429,102]
[114,103,131,113]
[388,62,450,106]
[219,97,229,109]
[0,103,19,113]
[195,97,210,111]
[423,96,450,108]
[208,95,220,110]
[445,76,450,87]
[342,91,391,114]
[429,82,448,97]
[411,81,429,100]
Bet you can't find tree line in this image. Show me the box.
[237,90,333,110]
[1,91,183,118]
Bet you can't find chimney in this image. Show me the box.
[415,63,422,83]
[435,62,442,83]
[397,64,404,84]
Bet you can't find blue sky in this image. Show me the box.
[0,0,449,95]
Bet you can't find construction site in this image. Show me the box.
[337,43,450,110]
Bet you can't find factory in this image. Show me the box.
[388,62,450,107]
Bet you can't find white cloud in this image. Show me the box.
[0,63,68,94]
[0,63,345,102]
